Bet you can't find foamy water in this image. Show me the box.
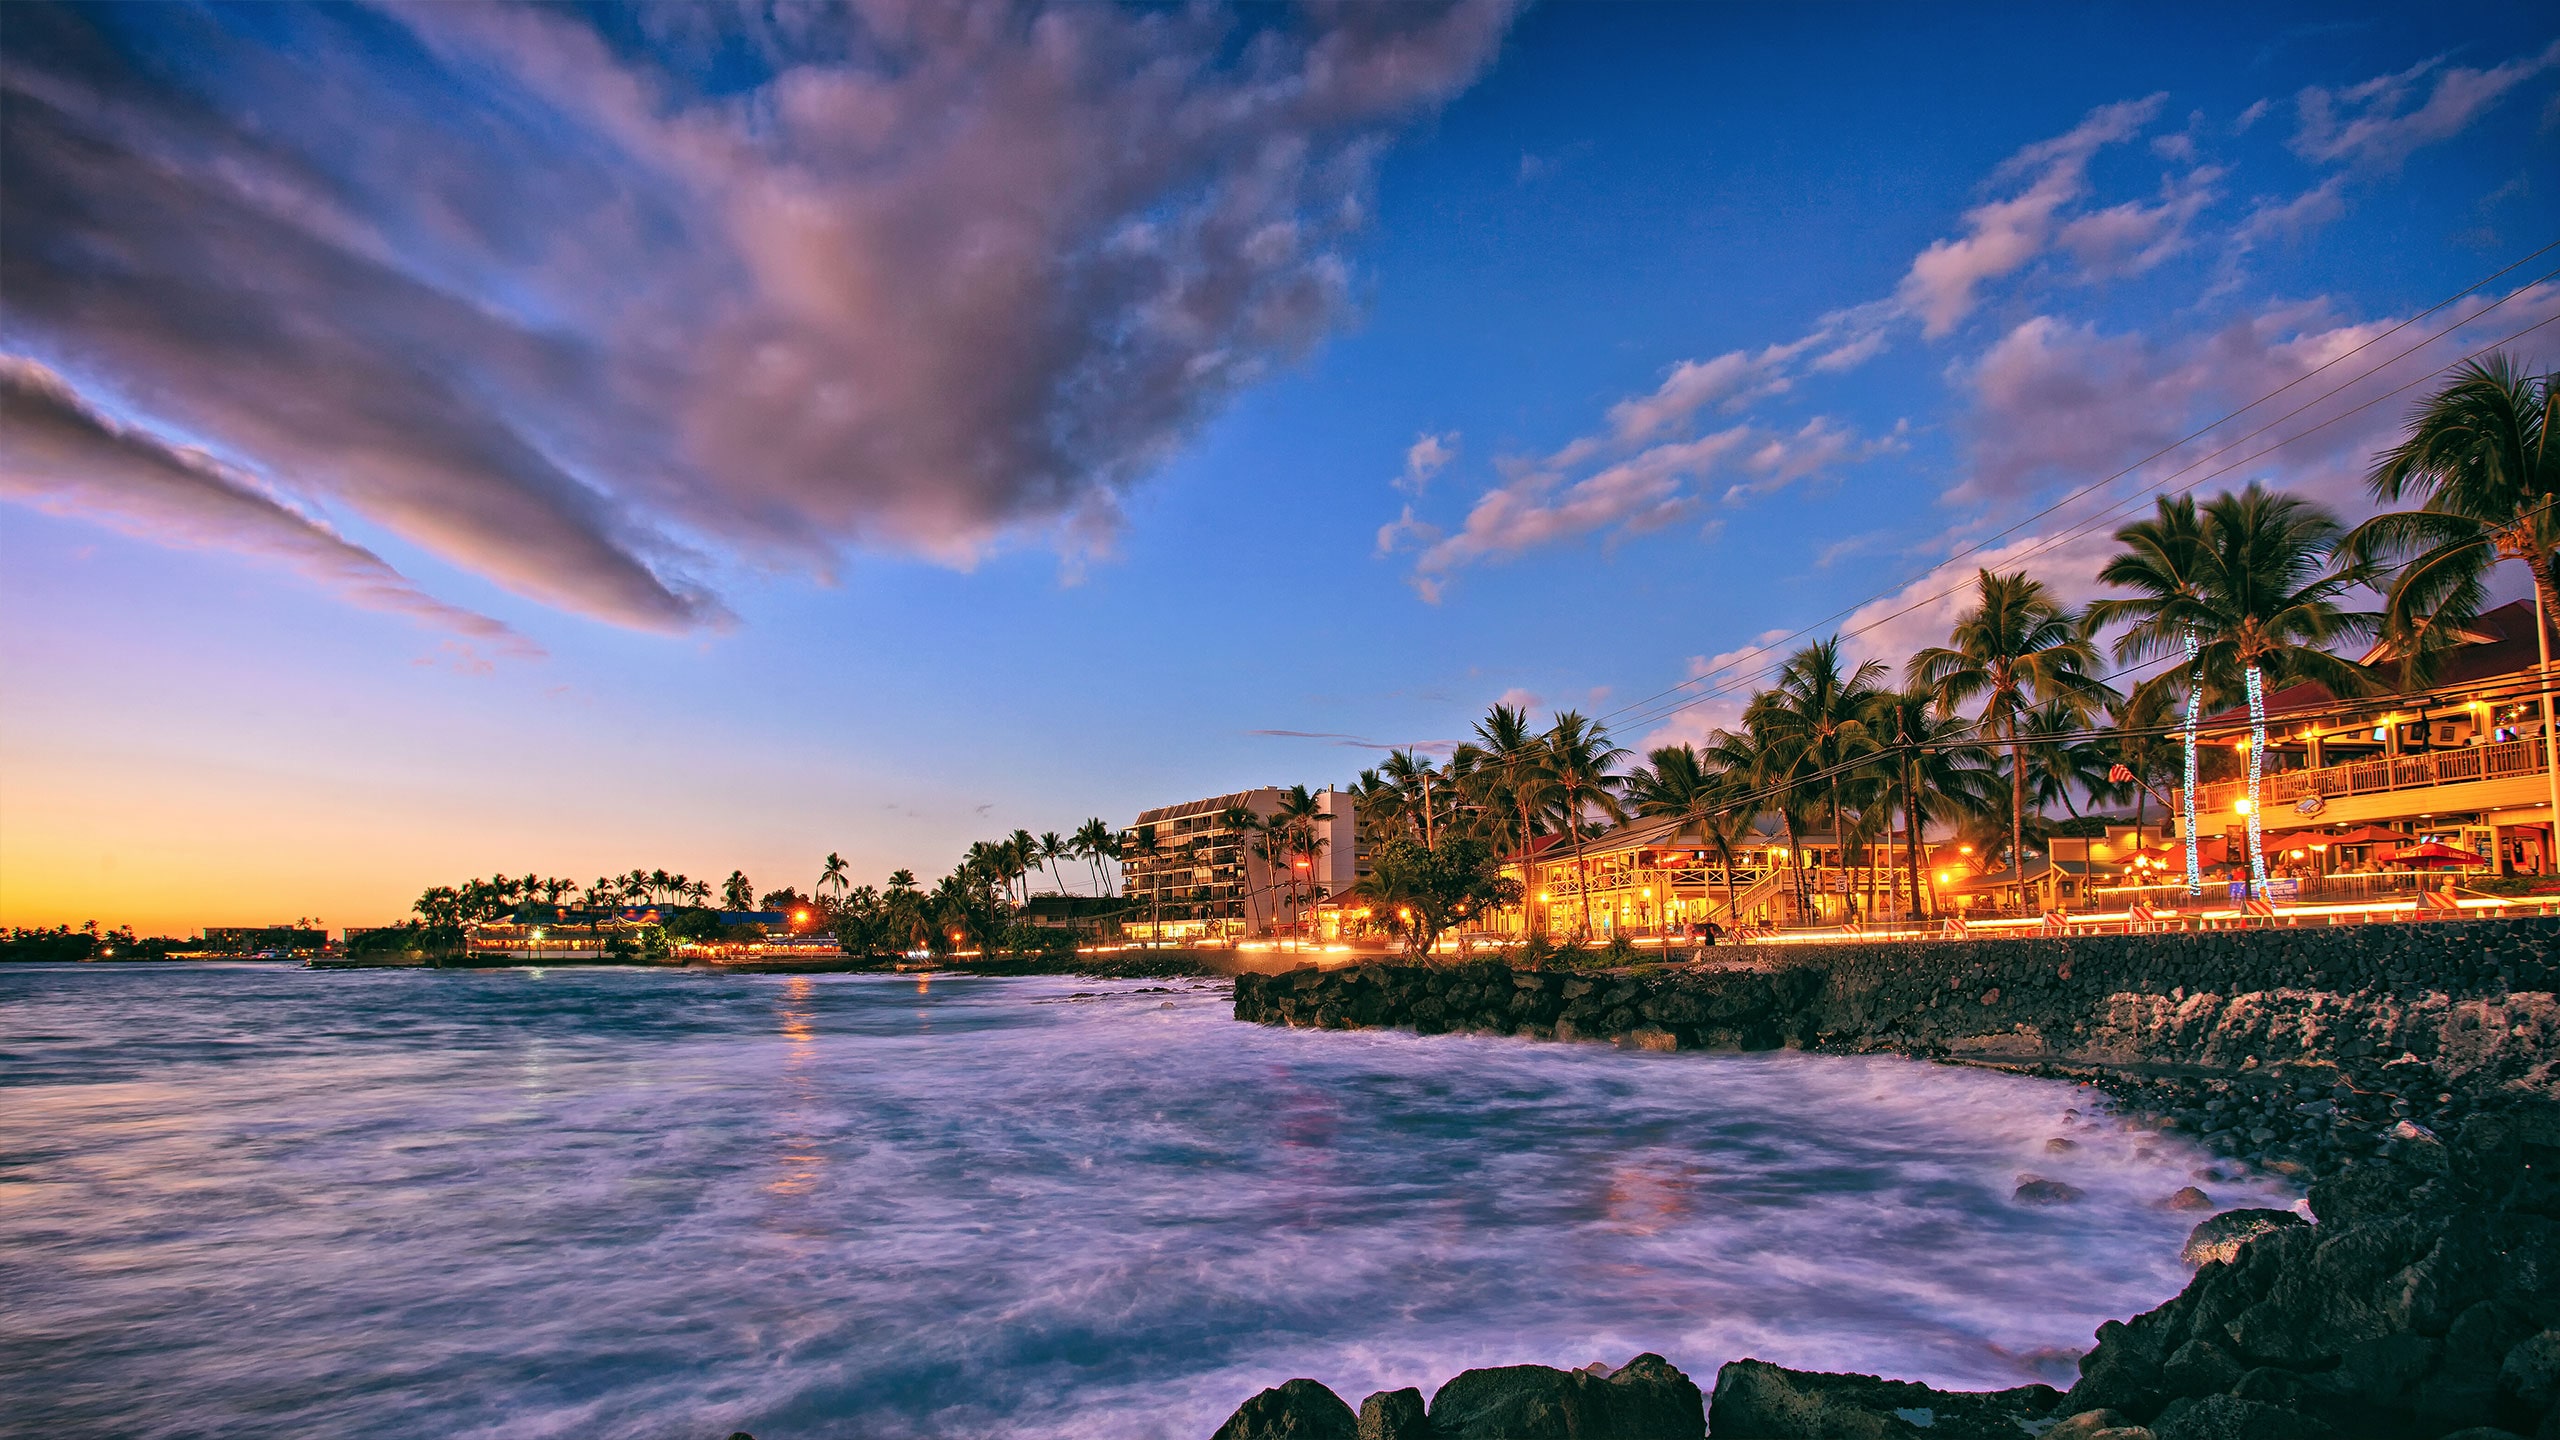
[0,964,2295,1438]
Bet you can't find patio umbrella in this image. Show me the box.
[2388,841,2487,868]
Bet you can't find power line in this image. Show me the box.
[1591,238,2560,734]
[1606,296,2560,738]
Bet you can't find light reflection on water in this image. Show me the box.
[0,964,2295,1439]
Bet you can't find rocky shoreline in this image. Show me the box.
[1208,918,2560,1438]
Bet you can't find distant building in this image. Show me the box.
[1119,786,1356,942]
[202,925,327,955]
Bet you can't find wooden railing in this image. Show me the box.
[2197,736,2555,816]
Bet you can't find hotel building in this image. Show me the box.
[1119,786,1357,942]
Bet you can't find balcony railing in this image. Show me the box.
[2196,736,2556,817]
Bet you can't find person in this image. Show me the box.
[1700,918,1723,947]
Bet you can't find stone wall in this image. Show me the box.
[1234,919,2560,1091]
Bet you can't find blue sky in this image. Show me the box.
[4,2,2556,929]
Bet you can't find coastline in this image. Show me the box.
[1211,919,2560,1439]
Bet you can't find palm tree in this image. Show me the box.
[1379,748,1445,846]
[1037,832,1072,895]
[1543,711,1629,938]
[721,871,754,910]
[1911,570,2112,910]
[1219,806,1269,935]
[1456,703,1555,936]
[1748,638,1891,919]
[1005,829,1039,907]
[1623,742,1755,925]
[684,878,712,908]
[2085,495,2214,895]
[1122,825,1164,937]
[1073,818,1116,895]
[2352,355,2559,666]
[817,853,850,904]
[2091,484,2375,895]
[1869,688,1997,920]
[2017,698,2115,818]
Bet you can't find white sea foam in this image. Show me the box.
[0,965,2296,1438]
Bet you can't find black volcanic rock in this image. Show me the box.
[1704,1358,2060,1438]
[1355,1387,1431,1440]
[2178,1207,2304,1267]
[1426,1353,1702,1438]
[1214,1378,1359,1440]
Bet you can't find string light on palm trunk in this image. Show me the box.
[2182,630,2202,898]
[2245,665,2270,897]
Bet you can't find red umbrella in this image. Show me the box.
[2388,841,2487,868]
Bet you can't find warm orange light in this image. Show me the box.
[1958,844,1973,855]
[2234,798,2253,815]
[794,908,811,924]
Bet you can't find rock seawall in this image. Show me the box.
[1214,919,2560,1438]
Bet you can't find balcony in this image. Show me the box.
[2195,736,2556,818]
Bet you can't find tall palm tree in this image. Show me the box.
[1700,717,1808,920]
[1543,711,1629,938]
[721,871,755,910]
[2091,484,2375,895]
[1122,825,1163,935]
[817,853,850,904]
[1910,570,2112,908]
[1379,748,1445,847]
[1072,818,1116,895]
[1005,829,1039,906]
[1749,638,1891,918]
[1456,704,1555,936]
[2085,495,2213,894]
[1038,832,1072,895]
[1623,743,1755,924]
[1868,688,1998,921]
[684,878,712,908]
[1219,805,1269,936]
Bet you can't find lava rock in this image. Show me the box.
[2501,1330,2560,1413]
[1428,1353,1702,1439]
[1706,1358,2059,1438]
[2016,1177,2086,1205]
[2161,1186,2215,1212]
[2042,1410,2149,1440]
[1355,1387,1430,1440]
[1214,1378,1359,1440]
[2178,1207,2304,1267]
[2149,1393,2334,1439]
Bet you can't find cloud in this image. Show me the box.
[1394,425,1757,589]
[2059,167,2223,278]
[0,1,1516,630]
[1396,432,1458,495]
[1950,281,2560,508]
[2292,40,2560,169]
[0,358,537,659]
[1605,343,1807,444]
[1895,94,2165,337]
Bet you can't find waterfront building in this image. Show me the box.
[2179,599,2560,882]
[1119,786,1356,942]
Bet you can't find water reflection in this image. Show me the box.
[769,975,823,1199]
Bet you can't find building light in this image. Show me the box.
[2234,798,2253,815]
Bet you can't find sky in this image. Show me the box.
[4,1,2558,932]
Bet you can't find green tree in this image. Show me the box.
[1350,836,1520,960]
[817,853,850,904]
[1038,831,1072,895]
[1869,688,1998,920]
[2084,494,2214,893]
[1910,570,2112,903]
[721,871,754,910]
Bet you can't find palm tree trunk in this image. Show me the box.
[1783,810,1805,925]
[1904,752,1926,922]
[1518,793,1540,941]
[2244,662,2270,897]
[1570,786,1595,940]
